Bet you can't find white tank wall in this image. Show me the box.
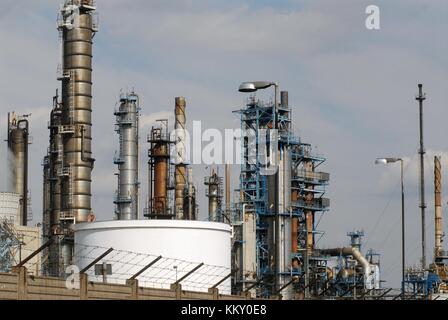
[74,220,232,293]
[0,192,20,225]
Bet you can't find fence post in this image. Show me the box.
[80,273,88,300]
[170,283,182,300]
[16,266,28,300]
[208,287,219,300]
[126,279,139,300]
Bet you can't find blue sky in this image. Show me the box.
[0,0,447,288]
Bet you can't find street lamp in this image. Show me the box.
[375,157,405,298]
[238,81,279,119]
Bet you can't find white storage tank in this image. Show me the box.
[0,192,20,225]
[74,220,232,293]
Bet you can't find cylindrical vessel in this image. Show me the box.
[74,220,232,293]
[174,97,186,219]
[205,170,220,222]
[153,139,168,215]
[0,192,20,225]
[60,2,97,224]
[8,115,29,226]
[114,93,139,220]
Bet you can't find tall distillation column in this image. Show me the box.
[174,97,187,219]
[57,0,98,270]
[7,112,30,226]
[204,168,223,222]
[113,92,140,220]
[146,120,172,219]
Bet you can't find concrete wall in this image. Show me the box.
[0,268,252,300]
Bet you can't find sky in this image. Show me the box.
[0,0,447,288]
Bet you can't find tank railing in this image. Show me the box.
[69,242,235,294]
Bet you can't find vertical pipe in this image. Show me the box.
[226,163,231,219]
[174,97,187,219]
[434,156,442,258]
[186,166,195,220]
[416,83,426,269]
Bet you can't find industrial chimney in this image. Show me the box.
[7,112,30,226]
[174,97,187,219]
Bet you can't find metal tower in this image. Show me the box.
[113,92,140,220]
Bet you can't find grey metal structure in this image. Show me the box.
[7,112,30,226]
[114,92,140,220]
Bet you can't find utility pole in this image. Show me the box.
[416,83,427,270]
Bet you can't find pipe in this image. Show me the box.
[184,166,196,220]
[416,83,427,269]
[225,163,231,218]
[320,247,372,284]
[434,156,442,258]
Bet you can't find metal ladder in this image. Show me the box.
[68,70,76,126]
[67,164,74,206]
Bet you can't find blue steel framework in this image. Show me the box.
[234,95,330,298]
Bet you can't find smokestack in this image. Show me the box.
[434,156,442,258]
[7,112,30,226]
[174,97,187,219]
[113,92,140,220]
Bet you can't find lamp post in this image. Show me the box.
[375,157,405,298]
